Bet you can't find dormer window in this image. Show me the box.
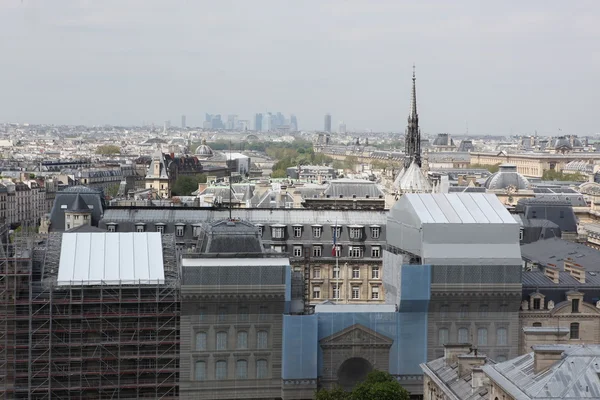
[293,225,302,238]
[371,226,381,239]
[271,225,285,239]
[533,298,541,310]
[331,226,342,239]
[312,225,322,238]
[530,293,545,310]
[349,227,363,240]
[256,225,263,236]
[572,298,580,313]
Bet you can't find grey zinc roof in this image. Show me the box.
[422,354,491,400]
[68,194,90,212]
[50,189,105,231]
[522,270,600,287]
[323,179,384,198]
[482,345,600,399]
[520,238,600,272]
[402,193,516,224]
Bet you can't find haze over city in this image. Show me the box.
[1,0,599,134]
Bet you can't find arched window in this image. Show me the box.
[496,328,507,346]
[257,330,268,349]
[458,328,469,344]
[438,328,449,345]
[195,332,207,351]
[256,359,268,379]
[570,323,580,339]
[216,331,228,350]
[237,331,248,349]
[236,360,248,379]
[195,360,206,381]
[477,328,488,346]
[216,360,227,380]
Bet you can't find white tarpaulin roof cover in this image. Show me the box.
[57,232,165,286]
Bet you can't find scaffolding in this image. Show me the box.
[1,232,180,400]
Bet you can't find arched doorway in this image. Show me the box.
[337,357,373,389]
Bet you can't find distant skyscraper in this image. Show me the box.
[181,115,186,129]
[338,121,346,134]
[254,113,263,132]
[163,120,170,132]
[290,115,298,132]
[275,112,285,129]
[226,115,238,130]
[324,114,332,133]
[262,113,272,132]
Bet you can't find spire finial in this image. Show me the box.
[413,63,416,80]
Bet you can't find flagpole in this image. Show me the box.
[335,219,339,304]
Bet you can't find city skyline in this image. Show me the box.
[0,1,599,134]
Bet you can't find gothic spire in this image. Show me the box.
[404,64,421,169]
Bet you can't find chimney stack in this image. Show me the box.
[457,353,487,379]
[544,264,560,284]
[533,345,567,373]
[444,343,473,365]
[564,260,585,283]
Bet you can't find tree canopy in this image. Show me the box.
[541,169,586,182]
[315,370,411,400]
[469,163,501,173]
[171,174,207,196]
[96,145,121,155]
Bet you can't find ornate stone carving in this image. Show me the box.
[521,300,529,311]
[548,300,555,310]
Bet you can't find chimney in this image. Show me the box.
[544,265,560,284]
[444,343,472,365]
[533,346,566,373]
[471,367,488,389]
[457,353,487,379]
[458,175,465,186]
[564,260,585,283]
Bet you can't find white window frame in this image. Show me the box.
[293,226,302,238]
[371,286,380,299]
[332,266,340,279]
[332,283,341,299]
[293,245,303,257]
[107,224,116,232]
[371,227,380,239]
[156,225,165,234]
[312,286,321,299]
[371,246,381,258]
[257,225,263,236]
[352,266,360,279]
[136,225,145,233]
[349,246,363,258]
[272,227,285,239]
[349,227,362,239]
[333,245,341,257]
[352,286,360,299]
[313,268,321,279]
[371,267,380,279]
[313,226,322,238]
[313,245,322,257]
[332,226,342,239]
[176,225,184,237]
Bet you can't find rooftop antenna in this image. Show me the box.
[229,140,232,220]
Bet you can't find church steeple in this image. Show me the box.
[404,64,421,169]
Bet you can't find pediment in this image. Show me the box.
[320,324,394,347]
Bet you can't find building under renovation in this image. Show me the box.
[0,230,179,399]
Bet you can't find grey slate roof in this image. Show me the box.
[520,238,600,272]
[50,187,105,232]
[522,270,600,287]
[203,219,264,254]
[482,345,600,399]
[68,194,90,212]
[484,164,530,190]
[323,179,384,198]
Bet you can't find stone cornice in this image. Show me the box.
[182,293,286,301]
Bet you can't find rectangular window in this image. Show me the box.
[313,268,321,279]
[216,332,227,350]
[371,227,380,238]
[293,246,303,257]
[236,360,248,379]
[332,266,340,279]
[176,225,184,237]
[352,286,360,299]
[533,298,541,310]
[293,226,302,238]
[216,360,227,380]
[570,322,579,339]
[313,286,321,299]
[371,246,381,258]
[313,246,322,257]
[195,361,206,381]
[477,328,488,346]
[156,225,164,234]
[257,331,268,349]
[349,228,362,239]
[332,226,342,239]
[195,332,207,351]
[136,225,144,233]
[458,328,469,343]
[237,331,248,349]
[107,225,116,232]
[313,226,322,238]
[352,266,360,279]
[371,286,380,299]
[332,284,341,299]
[371,267,380,279]
[333,245,341,257]
[519,228,524,241]
[496,328,507,346]
[257,225,263,236]
[438,328,449,345]
[256,360,268,379]
[272,227,285,238]
[572,299,580,313]
[349,246,363,258]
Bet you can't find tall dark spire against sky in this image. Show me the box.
[404,64,421,169]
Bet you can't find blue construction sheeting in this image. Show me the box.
[282,315,319,379]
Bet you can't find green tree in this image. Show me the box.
[541,169,585,182]
[470,163,501,173]
[96,145,121,155]
[171,174,207,196]
[105,183,120,198]
[343,155,359,171]
[316,371,410,400]
[271,169,288,179]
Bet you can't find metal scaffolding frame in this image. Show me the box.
[1,231,181,400]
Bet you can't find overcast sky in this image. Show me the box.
[0,0,598,135]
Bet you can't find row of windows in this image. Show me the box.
[289,245,381,258]
[195,359,268,381]
[195,330,268,351]
[313,284,380,300]
[313,266,380,280]
[263,225,381,240]
[439,304,508,318]
[438,327,508,346]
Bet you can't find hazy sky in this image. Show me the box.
[1,0,599,134]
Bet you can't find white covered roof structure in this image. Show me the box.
[57,232,165,286]
[387,193,521,265]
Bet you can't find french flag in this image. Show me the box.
[332,226,337,257]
